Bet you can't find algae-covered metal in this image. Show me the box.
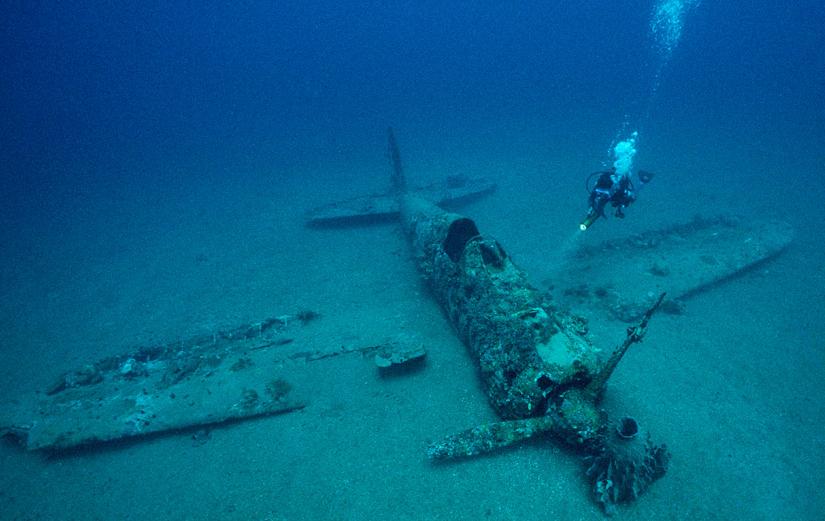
[1,313,405,452]
[390,129,669,513]
[402,193,600,425]
[0,317,309,451]
[556,215,794,321]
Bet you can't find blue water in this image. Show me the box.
[1,2,824,519]
[2,2,822,204]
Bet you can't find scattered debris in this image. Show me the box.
[0,313,321,452]
[230,357,254,372]
[190,428,212,447]
[295,310,321,324]
[265,379,292,401]
[46,364,103,395]
[554,215,794,321]
[0,307,433,453]
[374,344,427,369]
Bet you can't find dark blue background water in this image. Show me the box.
[3,1,822,213]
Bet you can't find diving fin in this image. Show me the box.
[637,170,655,184]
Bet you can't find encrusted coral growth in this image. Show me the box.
[427,416,557,460]
[585,416,670,515]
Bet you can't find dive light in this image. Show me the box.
[579,213,598,231]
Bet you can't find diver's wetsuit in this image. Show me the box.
[580,168,654,231]
[588,170,636,219]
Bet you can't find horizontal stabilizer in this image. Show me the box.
[306,176,496,227]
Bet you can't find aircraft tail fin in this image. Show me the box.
[387,127,406,194]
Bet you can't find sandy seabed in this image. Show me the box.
[1,151,823,521]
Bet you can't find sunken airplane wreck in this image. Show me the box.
[387,129,670,514]
[0,130,792,515]
[311,129,791,513]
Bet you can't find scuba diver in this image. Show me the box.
[579,168,654,231]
